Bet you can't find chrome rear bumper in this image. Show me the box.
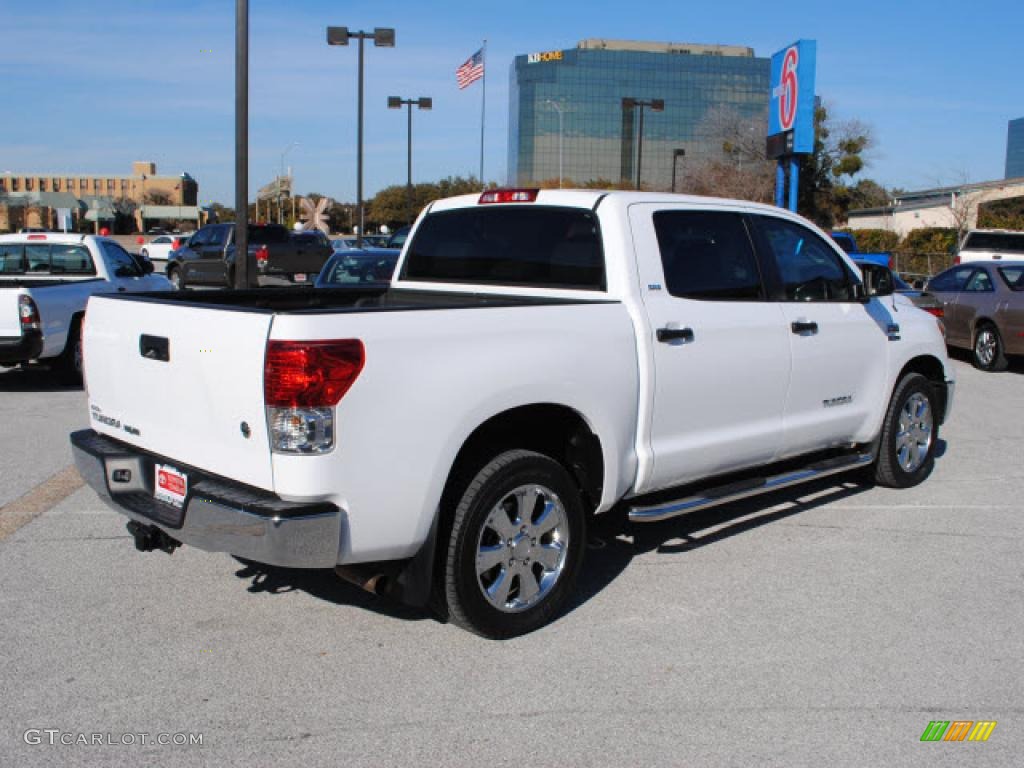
[70,430,341,568]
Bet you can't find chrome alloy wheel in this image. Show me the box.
[475,484,569,613]
[896,392,933,473]
[975,328,997,367]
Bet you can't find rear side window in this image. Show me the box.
[997,266,1024,290]
[754,216,855,301]
[652,211,763,300]
[402,206,605,290]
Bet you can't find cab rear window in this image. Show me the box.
[0,243,95,275]
[401,206,605,290]
[963,232,1024,253]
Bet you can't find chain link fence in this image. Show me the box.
[890,251,957,286]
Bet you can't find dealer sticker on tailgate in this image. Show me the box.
[155,464,188,508]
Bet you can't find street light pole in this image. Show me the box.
[623,97,664,191]
[545,100,565,188]
[671,148,686,193]
[234,0,250,288]
[388,96,432,224]
[279,141,299,225]
[327,26,395,248]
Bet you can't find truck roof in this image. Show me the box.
[0,232,108,246]
[426,189,796,218]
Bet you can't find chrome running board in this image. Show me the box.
[628,449,876,523]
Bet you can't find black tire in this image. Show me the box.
[54,316,83,385]
[444,450,585,639]
[167,267,183,290]
[874,373,938,488]
[972,322,1007,372]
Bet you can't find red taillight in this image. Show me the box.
[256,245,269,267]
[953,256,960,265]
[478,188,539,204]
[264,340,365,407]
[887,256,893,269]
[172,238,181,250]
[924,306,944,318]
[27,234,47,240]
[18,295,41,331]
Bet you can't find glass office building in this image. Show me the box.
[508,39,770,190]
[1006,118,1024,179]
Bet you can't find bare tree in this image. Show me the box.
[677,107,775,203]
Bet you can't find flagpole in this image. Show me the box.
[479,40,486,185]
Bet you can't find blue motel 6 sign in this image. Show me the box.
[767,39,816,158]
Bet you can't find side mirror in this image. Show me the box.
[143,260,154,275]
[858,264,894,299]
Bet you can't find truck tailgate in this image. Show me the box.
[0,288,22,337]
[83,296,275,490]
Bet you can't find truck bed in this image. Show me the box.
[96,286,610,314]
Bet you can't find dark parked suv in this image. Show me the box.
[166,224,332,289]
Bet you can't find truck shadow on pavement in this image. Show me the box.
[230,558,429,623]
[570,473,883,613]
[0,367,81,392]
[227,453,947,629]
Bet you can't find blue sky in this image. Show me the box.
[1,0,1020,204]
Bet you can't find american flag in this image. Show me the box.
[456,48,485,89]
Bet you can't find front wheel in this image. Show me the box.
[973,323,1007,372]
[874,373,938,488]
[444,450,585,639]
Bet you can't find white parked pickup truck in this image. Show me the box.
[70,191,955,638]
[0,233,171,382]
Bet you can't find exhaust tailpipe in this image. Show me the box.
[334,564,389,595]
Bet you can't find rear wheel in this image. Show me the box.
[874,373,938,488]
[54,316,83,385]
[972,323,1007,372]
[167,267,183,290]
[444,450,585,639]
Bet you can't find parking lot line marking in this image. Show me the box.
[0,465,84,542]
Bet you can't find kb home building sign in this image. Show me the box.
[528,50,563,64]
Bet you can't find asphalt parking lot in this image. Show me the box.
[1,354,1021,767]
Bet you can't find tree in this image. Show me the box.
[676,107,776,203]
[797,104,874,229]
[978,196,1024,230]
[144,190,173,206]
[366,176,494,230]
[208,202,235,223]
[111,197,137,234]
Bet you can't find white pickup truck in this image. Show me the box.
[1,233,171,382]
[71,191,954,638]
